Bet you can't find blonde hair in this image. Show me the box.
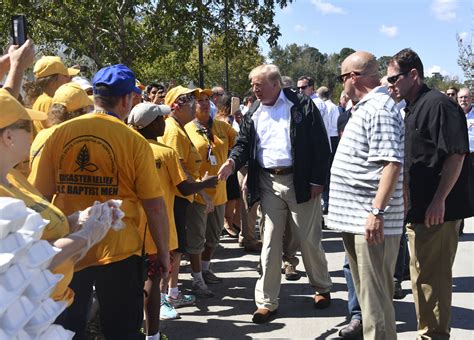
[248,64,282,86]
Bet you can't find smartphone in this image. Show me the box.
[231,96,240,115]
[11,15,28,46]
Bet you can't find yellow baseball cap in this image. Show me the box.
[52,82,94,112]
[33,56,80,79]
[164,85,198,106]
[0,89,47,129]
[196,88,213,98]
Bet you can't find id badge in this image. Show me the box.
[209,154,217,165]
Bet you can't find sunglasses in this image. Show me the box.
[176,94,195,105]
[387,71,409,84]
[338,72,361,83]
[446,92,456,97]
[297,85,308,91]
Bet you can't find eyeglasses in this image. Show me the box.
[297,85,308,91]
[176,94,195,105]
[337,72,361,83]
[387,71,409,84]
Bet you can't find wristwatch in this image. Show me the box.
[370,207,384,216]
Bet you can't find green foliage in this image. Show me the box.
[0,0,290,87]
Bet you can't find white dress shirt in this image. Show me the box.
[466,107,474,152]
[252,90,292,168]
[324,99,340,137]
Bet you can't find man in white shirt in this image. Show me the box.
[297,76,329,132]
[218,64,332,324]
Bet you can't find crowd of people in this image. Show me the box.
[0,38,472,340]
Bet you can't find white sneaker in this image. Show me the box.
[160,296,180,320]
[192,280,214,298]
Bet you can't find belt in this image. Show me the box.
[262,167,293,175]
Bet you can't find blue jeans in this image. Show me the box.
[343,256,362,321]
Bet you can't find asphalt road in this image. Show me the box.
[161,218,474,339]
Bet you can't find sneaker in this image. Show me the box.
[160,296,180,320]
[192,280,214,298]
[202,270,223,284]
[166,291,196,308]
[283,264,301,281]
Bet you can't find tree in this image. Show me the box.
[0,0,292,83]
[457,33,473,88]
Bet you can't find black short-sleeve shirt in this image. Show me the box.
[405,84,474,223]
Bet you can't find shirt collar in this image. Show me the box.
[261,89,288,108]
[354,86,388,109]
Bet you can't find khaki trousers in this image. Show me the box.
[406,220,460,340]
[255,171,332,311]
[342,233,400,340]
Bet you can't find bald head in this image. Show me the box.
[341,51,379,77]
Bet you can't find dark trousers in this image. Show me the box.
[322,136,339,209]
[394,225,409,283]
[60,255,144,340]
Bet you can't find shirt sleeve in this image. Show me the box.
[166,149,188,187]
[162,130,189,162]
[28,131,57,198]
[134,139,164,199]
[436,101,470,156]
[366,107,404,164]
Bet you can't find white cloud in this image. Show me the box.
[294,24,307,33]
[426,65,450,77]
[311,0,345,15]
[379,25,398,38]
[431,0,457,22]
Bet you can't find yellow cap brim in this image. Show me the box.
[25,108,48,121]
[67,68,80,76]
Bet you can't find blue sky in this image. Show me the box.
[259,0,473,81]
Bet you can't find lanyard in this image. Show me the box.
[193,118,214,160]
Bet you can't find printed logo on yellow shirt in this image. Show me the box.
[57,136,119,196]
[75,145,99,172]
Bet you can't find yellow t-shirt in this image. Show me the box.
[161,117,202,202]
[185,119,237,205]
[30,125,58,174]
[138,140,187,254]
[32,93,52,132]
[28,112,164,271]
[0,169,74,306]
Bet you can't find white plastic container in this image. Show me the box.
[0,253,15,274]
[0,296,37,336]
[38,324,74,340]
[0,329,10,340]
[24,298,67,334]
[22,212,49,236]
[13,329,34,340]
[20,240,61,271]
[0,263,34,295]
[0,232,33,263]
[24,270,64,302]
[0,199,30,239]
[0,284,16,317]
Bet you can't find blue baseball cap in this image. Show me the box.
[92,64,142,97]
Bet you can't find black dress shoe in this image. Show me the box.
[339,319,363,339]
[393,281,406,300]
[252,308,277,324]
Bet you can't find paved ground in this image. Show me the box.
[161,218,474,339]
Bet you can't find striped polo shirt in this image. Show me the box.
[327,86,404,235]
